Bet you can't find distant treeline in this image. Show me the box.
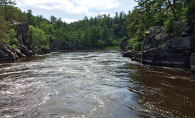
[0,0,195,51]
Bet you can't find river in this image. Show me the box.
[0,50,195,118]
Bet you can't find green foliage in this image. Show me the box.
[163,16,175,34]
[28,25,49,52]
[184,2,195,23]
[9,29,19,48]
[125,0,195,50]
[12,44,18,49]
[2,0,194,51]
[104,46,120,50]
[134,42,142,51]
[0,5,9,44]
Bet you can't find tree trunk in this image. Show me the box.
[167,0,178,21]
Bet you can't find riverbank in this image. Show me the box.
[122,22,195,73]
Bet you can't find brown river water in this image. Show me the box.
[0,50,195,118]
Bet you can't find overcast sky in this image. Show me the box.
[16,0,138,23]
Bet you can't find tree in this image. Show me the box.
[50,15,57,24]
[0,4,8,44]
[28,25,49,51]
[27,9,34,25]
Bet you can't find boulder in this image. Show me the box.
[0,43,18,61]
[15,49,26,57]
[37,48,50,54]
[123,50,138,57]
[149,26,164,36]
[166,36,195,51]
[142,49,157,65]
[180,21,194,33]
[132,51,142,62]
[124,46,132,52]
[141,36,195,68]
[142,37,159,50]
[181,31,193,37]
[142,26,171,51]
[6,45,18,59]
[20,45,34,56]
[0,50,9,61]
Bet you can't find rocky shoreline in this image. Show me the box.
[0,22,87,62]
[121,22,195,73]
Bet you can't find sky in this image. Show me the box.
[16,0,138,24]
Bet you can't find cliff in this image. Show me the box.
[122,22,195,72]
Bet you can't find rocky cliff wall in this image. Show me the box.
[122,22,195,72]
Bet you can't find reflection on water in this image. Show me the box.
[0,50,195,118]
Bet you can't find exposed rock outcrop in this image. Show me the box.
[20,45,34,56]
[10,22,31,47]
[50,39,74,51]
[0,43,19,61]
[190,53,195,72]
[123,50,138,57]
[122,22,195,71]
[50,39,86,51]
[120,37,127,51]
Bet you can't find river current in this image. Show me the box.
[0,50,195,118]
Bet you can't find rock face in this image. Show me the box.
[190,53,195,72]
[50,39,73,51]
[142,26,172,50]
[20,45,34,56]
[0,43,19,61]
[123,50,138,57]
[120,38,127,51]
[122,22,195,70]
[50,39,86,51]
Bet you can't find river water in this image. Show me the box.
[0,50,195,118]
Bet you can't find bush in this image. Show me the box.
[9,29,19,48]
[163,16,175,34]
[134,41,142,51]
[28,25,49,52]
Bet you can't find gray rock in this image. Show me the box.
[120,38,127,51]
[0,50,9,61]
[20,45,34,56]
[15,49,26,57]
[123,50,138,57]
[0,43,18,61]
[190,53,195,72]
[50,39,79,51]
[166,36,195,51]
[180,21,194,33]
[142,37,159,50]
[132,52,142,62]
[142,26,171,51]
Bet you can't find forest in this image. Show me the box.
[0,0,195,52]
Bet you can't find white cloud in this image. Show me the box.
[62,18,77,24]
[100,12,114,17]
[18,0,120,15]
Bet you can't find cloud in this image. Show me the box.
[18,0,120,15]
[99,12,114,17]
[62,18,77,24]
